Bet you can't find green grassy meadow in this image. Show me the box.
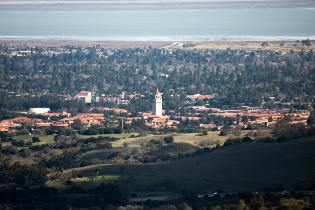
[14,134,55,145]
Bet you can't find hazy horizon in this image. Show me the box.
[0,0,314,41]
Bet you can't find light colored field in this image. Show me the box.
[192,41,314,52]
[174,132,225,147]
[111,130,256,148]
[64,163,114,172]
[174,130,257,147]
[80,133,137,139]
[46,181,66,189]
[1,142,12,147]
[111,135,164,148]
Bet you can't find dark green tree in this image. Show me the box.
[32,136,40,143]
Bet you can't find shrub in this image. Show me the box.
[12,140,25,147]
[164,136,174,144]
[32,136,40,143]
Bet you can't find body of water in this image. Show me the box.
[0,0,314,41]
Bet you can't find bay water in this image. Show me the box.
[0,0,314,41]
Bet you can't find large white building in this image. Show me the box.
[29,108,50,114]
[152,89,163,117]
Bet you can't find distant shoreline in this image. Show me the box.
[0,40,173,48]
[1,39,314,51]
[0,35,314,42]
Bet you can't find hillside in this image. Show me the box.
[71,136,314,193]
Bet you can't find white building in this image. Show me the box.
[77,91,92,103]
[152,89,163,117]
[29,108,50,114]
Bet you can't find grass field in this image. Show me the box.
[8,130,256,149]
[13,134,55,145]
[174,131,230,147]
[111,135,163,148]
[192,41,314,52]
[61,136,313,193]
[112,131,234,148]
[66,163,115,172]
[112,130,260,148]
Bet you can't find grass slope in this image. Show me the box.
[71,136,314,192]
[111,135,163,148]
[111,131,238,148]
[14,134,55,145]
[174,131,244,147]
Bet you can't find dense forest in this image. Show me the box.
[0,45,314,108]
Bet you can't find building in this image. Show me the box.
[77,91,92,103]
[29,108,50,114]
[187,94,213,101]
[152,89,163,117]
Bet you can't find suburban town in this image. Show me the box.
[0,90,310,133]
[0,41,314,210]
[1,0,315,209]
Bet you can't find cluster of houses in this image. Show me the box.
[0,107,309,133]
[190,106,310,129]
[0,89,311,133]
[0,117,44,132]
[0,112,106,132]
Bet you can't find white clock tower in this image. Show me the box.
[152,89,163,117]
